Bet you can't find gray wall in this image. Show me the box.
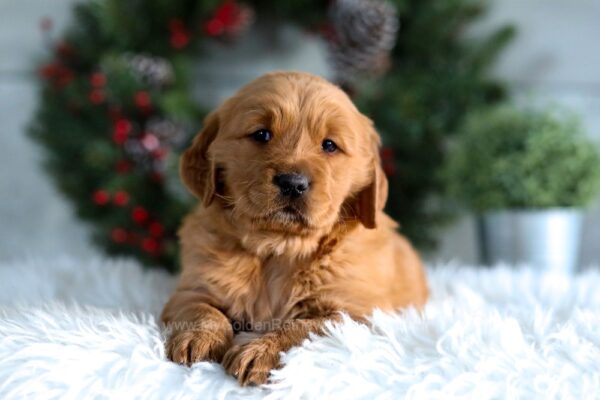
[0,0,95,259]
[0,0,599,265]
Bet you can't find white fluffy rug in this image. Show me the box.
[0,257,598,399]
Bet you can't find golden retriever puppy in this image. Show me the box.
[161,71,428,385]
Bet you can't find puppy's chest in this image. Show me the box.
[222,255,335,328]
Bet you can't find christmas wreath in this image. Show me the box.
[31,0,514,271]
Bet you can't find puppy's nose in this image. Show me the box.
[273,173,310,198]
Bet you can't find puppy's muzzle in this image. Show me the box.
[273,173,310,199]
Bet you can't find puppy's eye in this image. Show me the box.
[322,139,338,153]
[251,129,272,143]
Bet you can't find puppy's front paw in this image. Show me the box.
[222,337,282,386]
[166,328,232,366]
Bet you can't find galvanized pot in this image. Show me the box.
[478,209,583,272]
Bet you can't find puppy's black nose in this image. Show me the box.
[273,173,310,198]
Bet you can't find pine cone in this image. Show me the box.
[122,118,186,174]
[327,0,399,87]
[122,53,174,88]
[146,117,188,147]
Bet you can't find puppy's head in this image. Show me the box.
[181,72,387,235]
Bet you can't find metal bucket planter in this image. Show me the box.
[478,209,583,273]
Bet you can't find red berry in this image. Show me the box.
[141,237,160,254]
[170,31,190,49]
[113,191,130,206]
[112,131,127,145]
[134,91,151,110]
[38,63,73,88]
[132,206,149,224]
[38,63,58,79]
[111,228,128,243]
[168,18,191,48]
[115,159,132,174]
[113,119,131,144]
[114,119,131,135]
[57,69,74,87]
[89,89,105,104]
[92,190,110,205]
[90,72,106,87]
[149,222,164,237]
[215,2,237,24]
[204,19,224,36]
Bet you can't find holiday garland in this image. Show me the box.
[31,0,513,271]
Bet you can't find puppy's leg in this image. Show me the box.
[161,291,233,365]
[222,313,342,386]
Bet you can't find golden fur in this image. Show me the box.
[161,72,428,385]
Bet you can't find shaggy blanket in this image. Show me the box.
[0,257,598,399]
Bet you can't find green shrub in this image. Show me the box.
[445,105,600,211]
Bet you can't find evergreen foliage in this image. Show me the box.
[30,0,514,270]
[357,0,515,246]
[445,105,600,211]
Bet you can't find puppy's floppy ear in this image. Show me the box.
[355,157,388,229]
[354,118,389,229]
[180,112,219,207]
